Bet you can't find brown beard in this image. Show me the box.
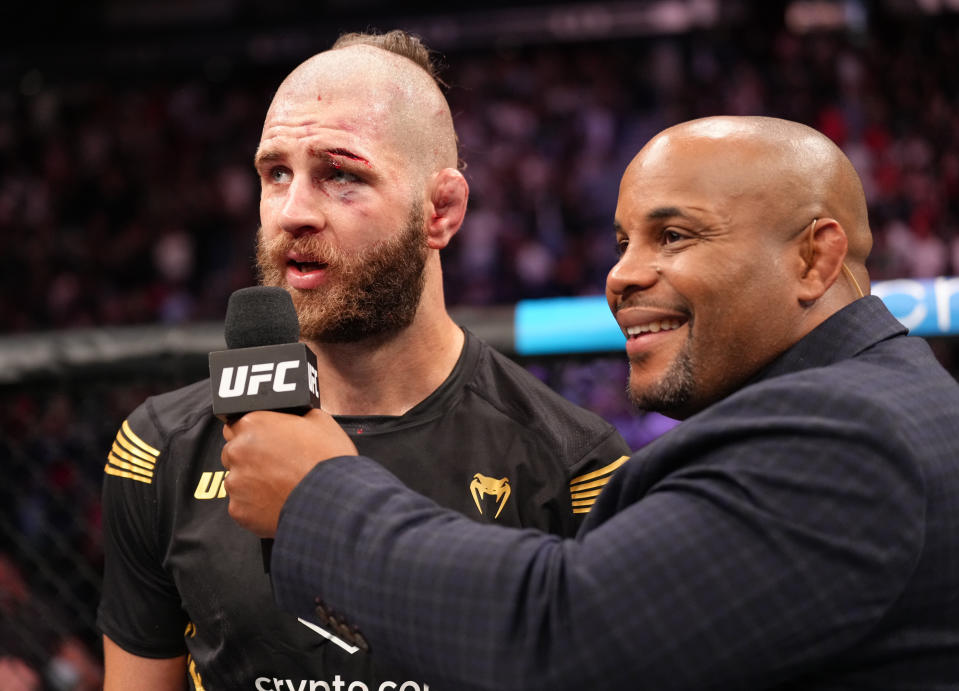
[255,205,429,343]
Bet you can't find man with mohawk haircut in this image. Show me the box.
[98,30,629,690]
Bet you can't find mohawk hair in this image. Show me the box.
[331,29,448,89]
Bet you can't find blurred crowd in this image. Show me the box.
[1,16,958,332]
[1,8,959,687]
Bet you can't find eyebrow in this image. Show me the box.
[253,149,282,168]
[613,206,696,233]
[253,147,372,169]
[646,206,687,221]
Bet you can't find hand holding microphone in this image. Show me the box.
[213,287,357,538]
[221,408,357,537]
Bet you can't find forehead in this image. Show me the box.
[616,134,770,226]
[262,84,387,143]
[258,55,409,161]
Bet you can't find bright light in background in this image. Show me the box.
[785,0,868,33]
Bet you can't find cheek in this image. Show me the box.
[259,195,281,222]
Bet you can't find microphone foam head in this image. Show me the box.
[224,286,300,349]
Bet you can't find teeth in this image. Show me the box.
[624,319,682,337]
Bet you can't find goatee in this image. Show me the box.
[627,342,695,414]
[256,205,429,343]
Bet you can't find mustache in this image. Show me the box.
[612,296,690,315]
[257,227,344,270]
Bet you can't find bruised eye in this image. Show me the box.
[329,169,361,185]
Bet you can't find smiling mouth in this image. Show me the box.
[623,318,684,338]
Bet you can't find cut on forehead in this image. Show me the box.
[272,44,458,172]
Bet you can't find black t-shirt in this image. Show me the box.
[98,330,630,690]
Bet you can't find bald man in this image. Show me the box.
[97,31,629,690]
[221,116,959,690]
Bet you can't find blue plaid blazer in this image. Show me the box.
[272,296,959,690]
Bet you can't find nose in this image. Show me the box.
[278,176,326,238]
[606,247,660,302]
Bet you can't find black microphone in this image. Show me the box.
[210,286,320,573]
[209,286,320,422]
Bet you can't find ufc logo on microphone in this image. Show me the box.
[218,361,301,398]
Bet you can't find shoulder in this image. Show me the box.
[103,379,219,519]
[732,334,959,448]
[468,338,607,425]
[464,336,629,458]
[649,338,958,501]
[115,379,215,458]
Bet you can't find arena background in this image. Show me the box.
[2,1,959,688]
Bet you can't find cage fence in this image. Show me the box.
[0,340,651,690]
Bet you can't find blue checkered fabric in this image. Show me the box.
[272,296,959,690]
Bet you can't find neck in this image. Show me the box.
[305,304,464,417]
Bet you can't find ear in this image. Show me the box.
[795,217,847,304]
[424,168,468,250]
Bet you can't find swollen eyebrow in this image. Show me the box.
[324,148,371,167]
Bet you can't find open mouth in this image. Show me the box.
[287,259,328,274]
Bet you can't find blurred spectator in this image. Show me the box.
[2,13,958,331]
[0,552,103,691]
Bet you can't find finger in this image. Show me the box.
[221,437,238,471]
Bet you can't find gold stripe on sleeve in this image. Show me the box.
[569,455,630,486]
[104,464,153,484]
[122,419,160,457]
[104,420,160,484]
[569,455,630,515]
[115,433,158,464]
[106,453,154,479]
[110,442,156,470]
[569,477,614,492]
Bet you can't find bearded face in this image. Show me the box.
[256,204,429,343]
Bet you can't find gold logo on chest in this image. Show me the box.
[469,473,511,519]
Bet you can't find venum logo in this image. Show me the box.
[469,473,511,519]
[218,361,302,398]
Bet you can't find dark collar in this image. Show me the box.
[755,296,908,383]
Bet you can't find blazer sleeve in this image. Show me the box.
[270,396,925,691]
